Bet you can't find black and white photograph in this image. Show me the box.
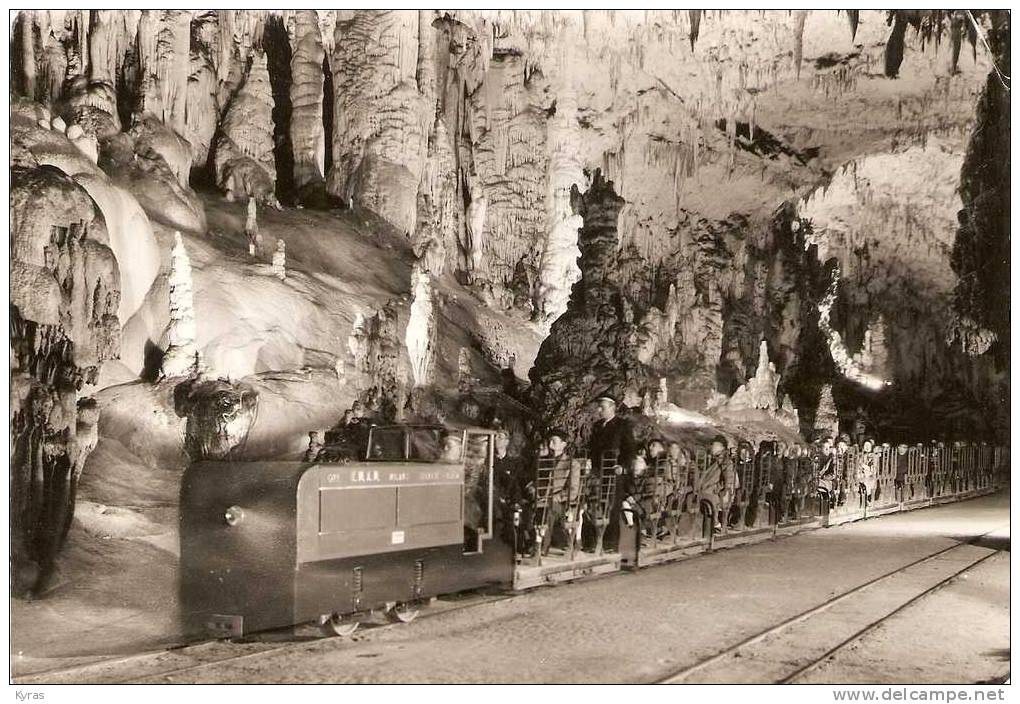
[6,6,1011,692]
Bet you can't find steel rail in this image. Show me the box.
[658,525,1007,684]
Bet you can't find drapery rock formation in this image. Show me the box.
[10,164,121,596]
[11,101,160,326]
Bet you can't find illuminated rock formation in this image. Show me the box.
[406,263,437,387]
[160,232,201,379]
[272,239,287,280]
[11,100,159,325]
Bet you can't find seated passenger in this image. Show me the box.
[493,428,531,553]
[895,443,910,498]
[539,429,574,555]
[858,438,878,503]
[440,432,464,463]
[462,432,490,550]
[640,439,667,527]
[321,400,375,460]
[697,435,731,532]
[303,431,323,462]
[621,446,649,533]
[734,441,755,525]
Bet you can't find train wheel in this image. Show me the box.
[319,612,359,637]
[388,602,421,624]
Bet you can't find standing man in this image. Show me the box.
[585,394,635,551]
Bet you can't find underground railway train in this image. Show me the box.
[180,424,1009,638]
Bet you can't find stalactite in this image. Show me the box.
[135,10,190,135]
[792,11,807,79]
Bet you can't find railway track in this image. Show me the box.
[14,591,515,685]
[18,524,1006,685]
[657,527,1007,684]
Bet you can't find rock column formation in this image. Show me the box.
[536,87,585,328]
[328,11,434,234]
[10,165,121,596]
[214,51,280,205]
[529,171,637,439]
[287,11,327,199]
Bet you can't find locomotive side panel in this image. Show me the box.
[179,461,305,636]
[295,462,465,563]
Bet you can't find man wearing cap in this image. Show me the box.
[583,394,635,551]
[493,427,530,554]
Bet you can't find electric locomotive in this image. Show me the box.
[179,424,513,638]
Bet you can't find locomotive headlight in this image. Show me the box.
[224,505,245,527]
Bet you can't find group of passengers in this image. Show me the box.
[497,410,997,559]
[491,395,749,557]
[309,396,994,558]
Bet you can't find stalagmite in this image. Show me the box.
[160,231,201,379]
[245,197,262,256]
[464,176,488,283]
[272,239,287,279]
[536,85,585,328]
[406,263,437,387]
[719,340,782,412]
[813,384,839,438]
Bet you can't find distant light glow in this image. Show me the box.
[818,267,893,391]
[656,404,713,426]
